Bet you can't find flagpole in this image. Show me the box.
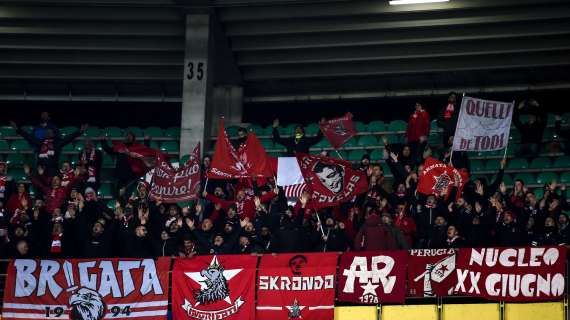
[203,178,209,192]
[335,150,344,160]
[315,212,326,237]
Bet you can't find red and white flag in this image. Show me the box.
[320,112,357,149]
[270,157,306,198]
[150,143,201,203]
[417,157,468,199]
[208,119,249,179]
[296,153,368,209]
[112,141,158,176]
[257,253,337,320]
[2,258,170,320]
[172,255,257,320]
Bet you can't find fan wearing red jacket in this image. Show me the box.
[202,186,277,221]
[406,102,430,156]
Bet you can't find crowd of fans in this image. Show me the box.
[0,95,569,259]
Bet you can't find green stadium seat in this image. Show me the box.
[553,156,570,168]
[367,121,386,133]
[102,154,115,167]
[543,128,555,141]
[331,150,348,160]
[471,160,485,172]
[100,168,114,181]
[11,168,27,183]
[560,172,570,184]
[358,135,378,147]
[305,123,320,136]
[485,159,501,171]
[144,126,163,137]
[547,114,557,126]
[509,129,521,142]
[107,199,117,210]
[348,150,367,162]
[343,137,358,148]
[532,188,545,200]
[529,157,552,169]
[388,120,407,132]
[430,120,439,131]
[0,140,9,151]
[507,158,528,170]
[513,173,535,185]
[6,153,25,165]
[83,127,101,138]
[370,149,384,161]
[286,124,301,136]
[268,152,285,158]
[502,174,513,186]
[164,127,180,138]
[249,124,264,136]
[74,141,86,152]
[536,172,558,185]
[10,140,32,152]
[354,121,367,133]
[160,141,179,153]
[104,127,123,138]
[60,126,78,137]
[260,139,273,150]
[98,183,112,198]
[507,143,520,156]
[381,163,392,176]
[428,134,440,146]
[273,142,286,151]
[126,127,144,137]
[226,126,240,137]
[314,139,332,149]
[149,141,161,150]
[385,134,401,144]
[62,143,75,153]
[0,126,16,137]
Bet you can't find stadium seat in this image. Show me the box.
[331,150,348,160]
[509,129,521,142]
[60,126,78,137]
[553,156,570,168]
[507,143,520,156]
[381,163,391,176]
[529,157,552,169]
[536,172,558,184]
[180,154,190,163]
[430,120,439,131]
[484,159,501,171]
[163,127,180,138]
[102,154,115,167]
[507,158,528,170]
[11,168,27,182]
[226,126,240,137]
[104,127,123,138]
[0,126,16,137]
[149,141,161,150]
[10,140,32,152]
[387,120,407,132]
[370,149,384,161]
[273,142,286,151]
[502,174,513,186]
[0,140,9,151]
[314,139,332,149]
[260,139,273,150]
[160,141,179,153]
[304,123,320,136]
[249,124,264,136]
[74,141,85,152]
[533,188,545,200]
[62,143,75,153]
[354,121,367,133]
[343,137,358,148]
[470,159,485,172]
[561,172,570,184]
[126,127,144,137]
[367,120,386,133]
[100,168,114,181]
[144,126,163,137]
[358,135,378,147]
[6,153,25,165]
[107,199,117,210]
[286,124,300,136]
[83,126,101,137]
[348,150,367,162]
[513,173,535,185]
[98,183,113,198]
[385,134,401,144]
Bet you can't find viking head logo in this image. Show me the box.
[432,172,451,195]
[194,258,229,305]
[68,288,105,320]
[333,124,348,136]
[313,162,345,193]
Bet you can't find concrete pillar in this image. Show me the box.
[180,14,211,157]
[210,85,243,135]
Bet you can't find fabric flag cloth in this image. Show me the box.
[257,253,337,320]
[208,119,249,179]
[320,112,357,149]
[1,258,170,320]
[172,255,257,320]
[453,247,566,302]
[417,157,468,199]
[408,249,458,297]
[296,153,368,209]
[337,251,408,304]
[112,141,158,176]
[149,143,201,203]
[452,96,514,152]
[238,133,274,178]
[270,156,306,198]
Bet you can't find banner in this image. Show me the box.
[452,96,514,152]
[408,249,457,297]
[238,133,274,178]
[296,154,368,209]
[338,251,407,304]
[320,112,357,149]
[172,255,257,320]
[2,258,169,320]
[150,144,200,203]
[257,253,337,320]
[453,247,566,301]
[417,157,468,198]
[208,119,249,179]
[112,142,158,176]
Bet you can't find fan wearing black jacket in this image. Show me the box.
[272,118,323,155]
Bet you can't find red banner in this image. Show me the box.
[238,133,274,178]
[338,251,407,304]
[1,258,170,320]
[150,144,201,203]
[418,157,468,198]
[208,119,249,179]
[256,253,337,320]
[296,154,368,209]
[408,249,458,297]
[172,255,257,320]
[320,112,357,149]
[112,142,158,177]
[453,247,566,301]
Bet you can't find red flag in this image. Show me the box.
[238,133,274,177]
[418,157,468,198]
[2,258,170,320]
[408,249,458,297]
[257,253,337,320]
[296,153,368,209]
[320,112,357,149]
[337,251,408,304]
[208,119,249,179]
[149,143,201,203]
[112,141,158,176]
[172,255,258,320]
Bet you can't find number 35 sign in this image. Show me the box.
[1,258,170,320]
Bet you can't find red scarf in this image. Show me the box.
[0,175,6,199]
[80,150,97,182]
[39,139,55,159]
[446,235,459,246]
[50,233,62,253]
[443,103,455,120]
[60,169,74,187]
